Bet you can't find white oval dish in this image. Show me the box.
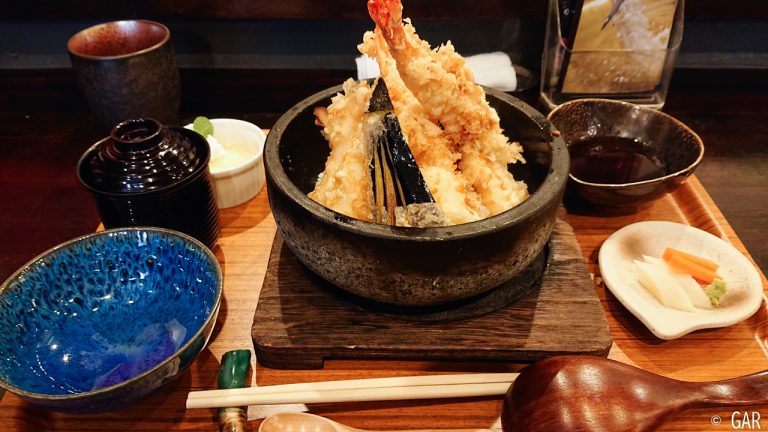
[186,118,266,209]
[599,221,764,340]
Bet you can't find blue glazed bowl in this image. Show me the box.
[0,227,222,412]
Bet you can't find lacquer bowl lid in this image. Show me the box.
[79,118,210,194]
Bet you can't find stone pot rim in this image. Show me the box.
[265,83,569,242]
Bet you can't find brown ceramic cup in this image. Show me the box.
[67,20,180,130]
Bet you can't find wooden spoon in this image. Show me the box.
[258,412,495,432]
[502,355,768,432]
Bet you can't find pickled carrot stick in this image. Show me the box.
[665,254,719,284]
[663,247,719,272]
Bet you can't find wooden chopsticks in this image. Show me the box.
[186,373,518,409]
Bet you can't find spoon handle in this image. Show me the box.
[383,430,495,432]
[695,370,768,406]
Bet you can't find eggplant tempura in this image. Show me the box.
[310,0,528,226]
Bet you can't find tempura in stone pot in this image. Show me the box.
[309,0,528,227]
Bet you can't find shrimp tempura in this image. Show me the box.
[359,30,487,224]
[368,0,528,215]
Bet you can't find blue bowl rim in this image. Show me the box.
[0,226,223,402]
[547,98,705,189]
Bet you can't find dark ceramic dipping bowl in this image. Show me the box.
[548,99,704,207]
[0,227,222,412]
[265,84,569,307]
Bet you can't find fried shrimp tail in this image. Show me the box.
[367,0,405,48]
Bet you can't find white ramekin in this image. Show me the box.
[188,118,266,209]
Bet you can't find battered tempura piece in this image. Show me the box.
[309,79,375,222]
[359,30,487,224]
[311,0,528,225]
[368,0,528,215]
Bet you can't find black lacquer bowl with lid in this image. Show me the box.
[77,118,220,249]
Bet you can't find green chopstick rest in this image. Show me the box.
[218,349,252,432]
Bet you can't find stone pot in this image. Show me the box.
[265,85,568,306]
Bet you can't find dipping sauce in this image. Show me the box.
[569,136,666,184]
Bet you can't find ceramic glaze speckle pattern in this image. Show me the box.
[0,228,222,411]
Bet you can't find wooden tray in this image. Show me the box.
[567,178,768,382]
[252,211,613,369]
[2,177,766,432]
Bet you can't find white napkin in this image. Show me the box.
[356,51,517,92]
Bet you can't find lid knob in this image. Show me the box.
[110,118,163,152]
